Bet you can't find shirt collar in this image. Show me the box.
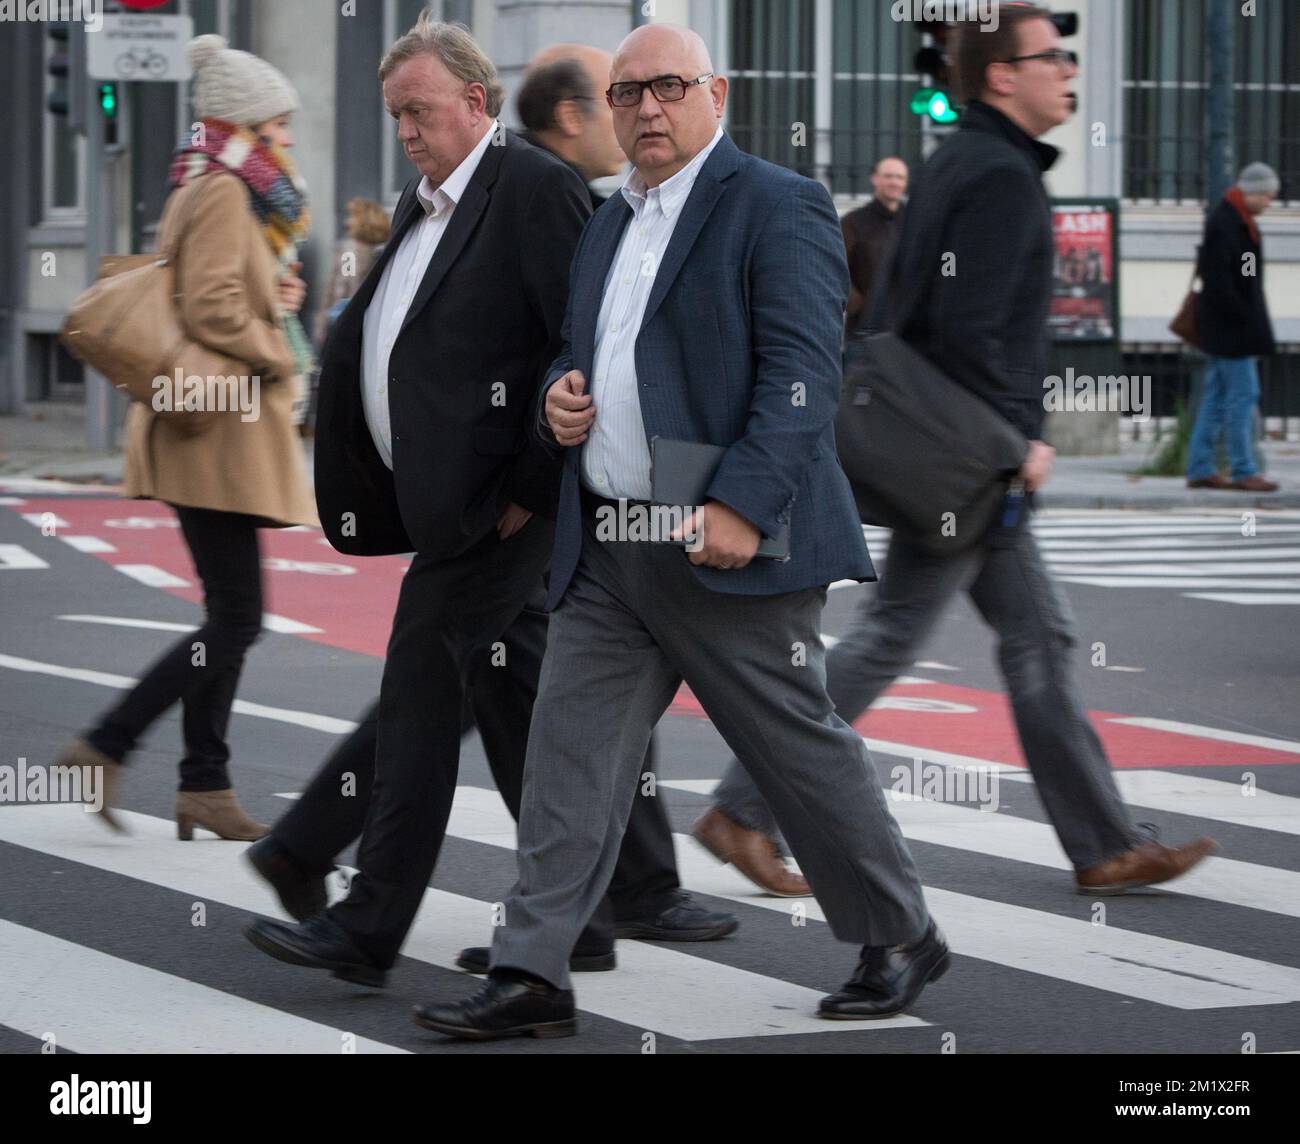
[621,125,725,219]
[416,119,498,217]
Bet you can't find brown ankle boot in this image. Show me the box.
[176,789,269,841]
[54,740,128,833]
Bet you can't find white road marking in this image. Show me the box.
[1001,769,1300,837]
[0,544,48,570]
[60,535,116,553]
[1057,576,1300,589]
[21,512,70,529]
[1183,593,1300,605]
[0,806,922,1042]
[116,564,191,588]
[1106,718,1300,756]
[0,653,358,735]
[445,787,1300,1009]
[0,920,408,1054]
[1048,547,1300,564]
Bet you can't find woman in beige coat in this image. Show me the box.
[57,35,316,841]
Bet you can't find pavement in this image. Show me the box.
[4,402,1300,507]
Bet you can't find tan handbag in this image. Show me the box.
[1169,249,1202,349]
[60,179,242,434]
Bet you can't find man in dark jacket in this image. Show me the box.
[1186,163,1281,493]
[700,4,1217,901]
[840,156,908,333]
[516,45,627,208]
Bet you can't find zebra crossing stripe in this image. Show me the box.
[115,565,192,588]
[443,786,1300,1010]
[0,545,48,570]
[0,920,409,1054]
[645,782,1300,920]
[1185,593,1300,606]
[1001,769,1300,838]
[0,806,918,1042]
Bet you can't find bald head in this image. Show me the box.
[612,24,713,77]
[528,42,612,86]
[608,24,725,188]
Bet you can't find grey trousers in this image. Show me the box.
[713,528,1141,872]
[490,505,931,990]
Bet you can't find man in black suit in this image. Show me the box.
[516,45,627,207]
[242,18,732,985]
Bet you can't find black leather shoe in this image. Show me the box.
[456,946,616,975]
[413,974,576,1041]
[244,835,328,923]
[818,920,950,1020]
[243,914,387,988]
[613,890,739,942]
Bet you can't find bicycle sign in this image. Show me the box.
[87,14,193,83]
[115,46,169,79]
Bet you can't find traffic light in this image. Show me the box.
[910,20,959,124]
[46,21,71,117]
[98,82,121,147]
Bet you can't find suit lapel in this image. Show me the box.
[640,134,741,327]
[397,179,487,339]
[574,199,632,369]
[396,130,508,339]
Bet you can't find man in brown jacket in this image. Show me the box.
[840,156,908,334]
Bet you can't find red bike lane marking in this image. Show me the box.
[17,496,1300,771]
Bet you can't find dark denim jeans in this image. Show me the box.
[87,505,264,790]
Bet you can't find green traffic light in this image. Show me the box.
[98,83,117,117]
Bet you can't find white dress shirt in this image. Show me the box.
[361,120,498,469]
[581,126,726,500]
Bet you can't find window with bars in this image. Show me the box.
[1124,0,1299,204]
[727,0,816,178]
[727,0,922,196]
[830,0,924,195]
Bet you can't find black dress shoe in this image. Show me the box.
[613,890,739,942]
[244,835,329,923]
[456,946,616,975]
[818,920,950,1020]
[413,974,576,1041]
[243,913,386,988]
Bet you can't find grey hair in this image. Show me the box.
[378,12,505,118]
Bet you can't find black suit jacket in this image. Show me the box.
[314,130,592,558]
[874,101,1058,440]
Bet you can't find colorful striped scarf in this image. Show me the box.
[169,118,315,378]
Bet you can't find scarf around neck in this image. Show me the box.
[1225,186,1261,244]
[168,118,311,263]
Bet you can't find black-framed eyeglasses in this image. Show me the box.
[606,73,714,108]
[1003,49,1078,69]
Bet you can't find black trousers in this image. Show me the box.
[281,519,678,968]
[87,505,264,791]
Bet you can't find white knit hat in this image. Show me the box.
[1237,162,1280,196]
[187,34,300,127]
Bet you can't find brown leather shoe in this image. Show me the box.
[1186,475,1230,489]
[176,789,269,841]
[692,806,811,897]
[1229,475,1279,492]
[54,739,127,832]
[1075,837,1218,895]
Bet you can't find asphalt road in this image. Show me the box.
[2,485,1298,1055]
